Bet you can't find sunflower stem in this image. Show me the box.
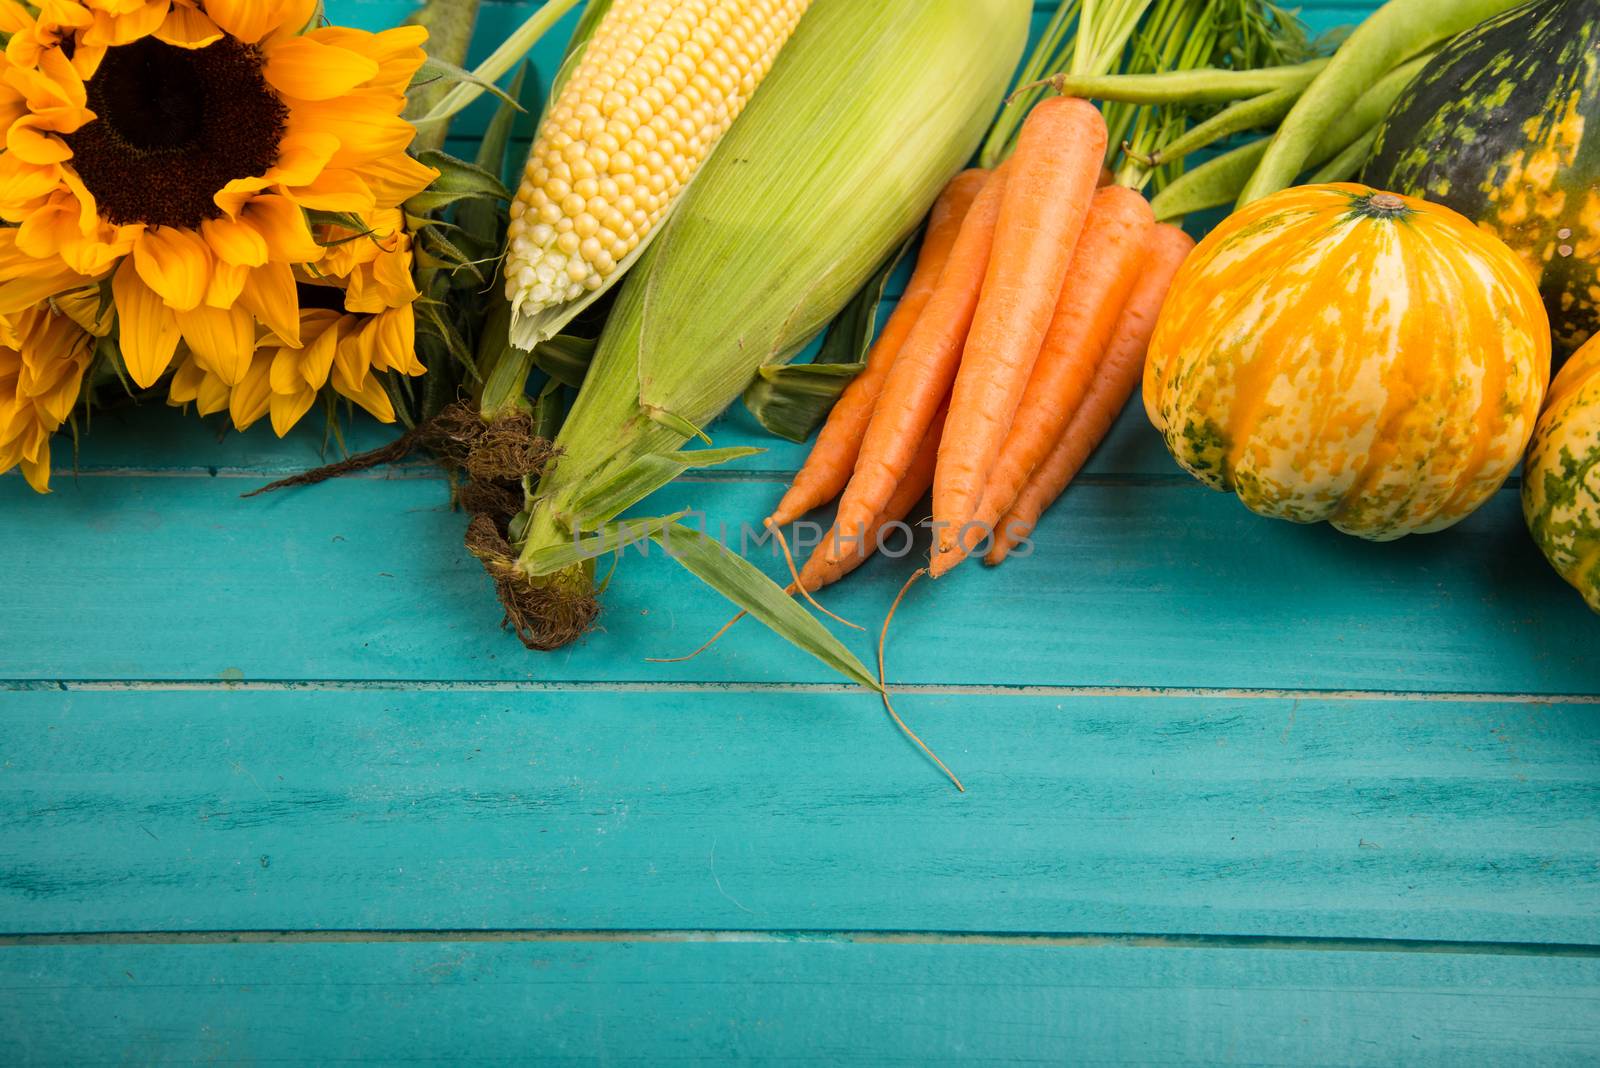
[405,0,484,153]
[418,0,584,128]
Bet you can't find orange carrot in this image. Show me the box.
[933,97,1107,568]
[987,223,1195,565]
[801,406,946,591]
[767,171,988,529]
[932,185,1153,576]
[822,163,1011,567]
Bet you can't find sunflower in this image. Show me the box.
[0,0,439,487]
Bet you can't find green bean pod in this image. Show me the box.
[1152,52,1433,221]
[1237,0,1530,204]
[1307,127,1382,184]
[1044,58,1328,106]
[1148,85,1301,168]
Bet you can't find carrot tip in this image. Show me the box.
[771,523,863,631]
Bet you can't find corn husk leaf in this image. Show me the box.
[568,445,763,527]
[477,62,534,183]
[532,334,595,389]
[651,521,879,691]
[743,362,863,444]
[413,54,523,112]
[533,377,565,440]
[418,0,584,127]
[521,511,687,576]
[742,236,911,442]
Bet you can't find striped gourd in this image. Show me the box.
[1524,333,1600,613]
[1145,184,1550,541]
[1365,0,1600,364]
[503,0,811,347]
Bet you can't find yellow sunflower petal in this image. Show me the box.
[332,313,374,394]
[199,214,269,267]
[6,118,74,164]
[295,308,343,388]
[308,26,429,94]
[288,94,415,169]
[335,372,395,424]
[132,226,211,311]
[238,261,301,346]
[15,193,81,260]
[0,155,66,219]
[263,37,379,101]
[0,261,92,317]
[20,442,51,493]
[176,302,255,386]
[83,2,167,47]
[195,364,231,417]
[228,349,274,430]
[111,258,180,388]
[287,169,374,213]
[264,130,340,187]
[268,384,317,438]
[206,260,248,309]
[371,305,421,377]
[267,340,299,395]
[355,153,439,210]
[262,0,320,46]
[0,2,32,33]
[213,176,271,220]
[154,5,222,48]
[201,0,285,44]
[167,353,206,405]
[246,194,325,263]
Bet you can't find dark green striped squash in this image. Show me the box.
[1365,0,1600,362]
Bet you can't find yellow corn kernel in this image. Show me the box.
[505,0,811,336]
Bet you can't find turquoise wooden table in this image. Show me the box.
[4,1,1600,1063]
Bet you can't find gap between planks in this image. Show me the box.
[1,928,1597,958]
[24,467,1208,488]
[4,679,1598,704]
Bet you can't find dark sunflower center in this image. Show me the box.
[65,36,287,230]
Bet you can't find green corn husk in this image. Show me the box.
[490,0,1031,663]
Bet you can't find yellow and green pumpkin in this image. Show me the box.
[1145,183,1550,541]
[1523,333,1600,612]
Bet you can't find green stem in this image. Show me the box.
[476,296,534,422]
[979,0,1080,168]
[418,0,584,127]
[405,0,482,153]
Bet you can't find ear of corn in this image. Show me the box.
[504,0,1031,644]
[504,0,812,349]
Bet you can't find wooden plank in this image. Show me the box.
[2,940,1596,1066]
[3,475,1593,692]
[3,689,1596,940]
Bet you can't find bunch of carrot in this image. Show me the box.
[765,96,1195,593]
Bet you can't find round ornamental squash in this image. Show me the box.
[1523,334,1600,612]
[1364,0,1600,363]
[1144,183,1550,542]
